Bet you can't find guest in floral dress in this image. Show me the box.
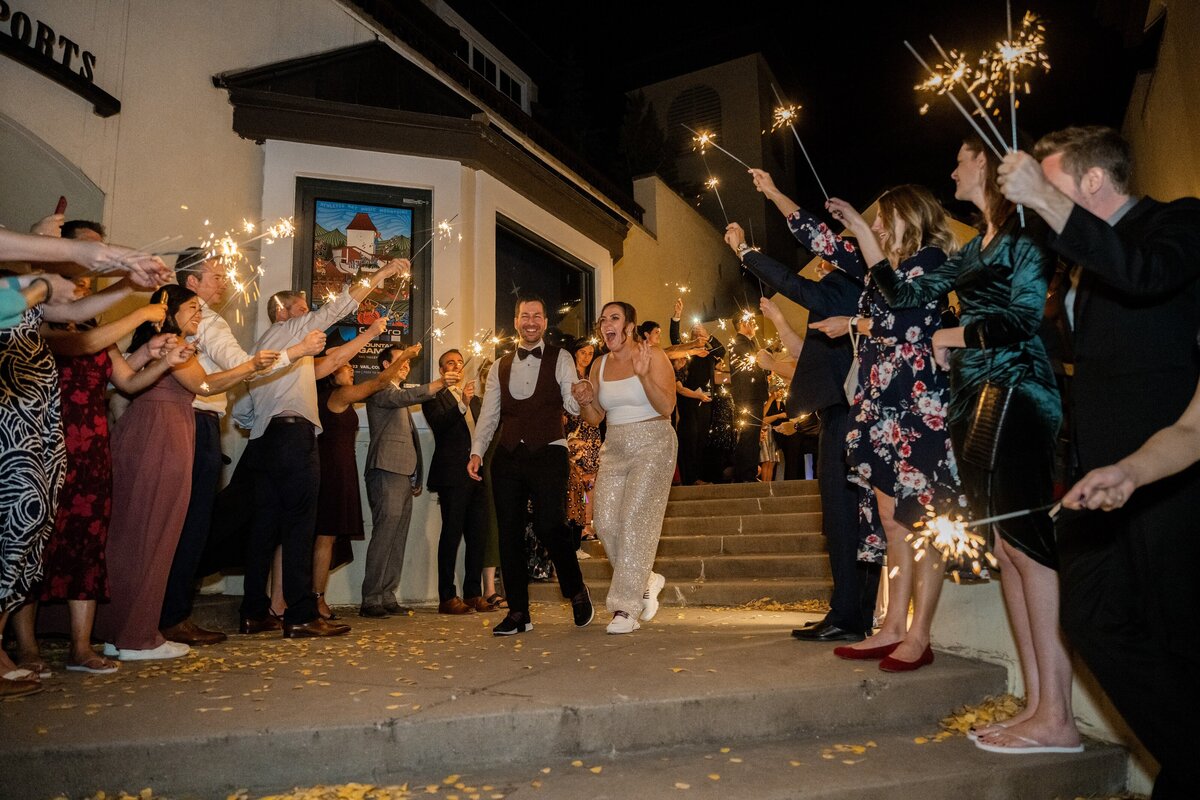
[741,171,965,670]
[566,340,601,540]
[870,136,1078,752]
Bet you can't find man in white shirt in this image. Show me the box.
[162,249,324,647]
[238,259,407,638]
[467,297,592,635]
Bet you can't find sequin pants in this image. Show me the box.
[593,418,677,616]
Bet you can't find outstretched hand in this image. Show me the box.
[808,316,852,338]
[1062,464,1136,511]
[632,341,654,376]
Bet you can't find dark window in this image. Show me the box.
[484,58,497,84]
[495,218,593,348]
[472,49,485,74]
[454,31,470,63]
[499,72,511,96]
[509,81,522,106]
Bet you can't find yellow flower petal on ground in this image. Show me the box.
[589,766,603,774]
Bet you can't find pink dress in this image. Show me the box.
[93,371,195,650]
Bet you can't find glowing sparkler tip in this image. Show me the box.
[704,177,720,191]
[770,104,800,132]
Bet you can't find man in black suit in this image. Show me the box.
[729,313,769,482]
[725,222,873,644]
[422,349,492,615]
[669,299,725,484]
[1000,126,1200,798]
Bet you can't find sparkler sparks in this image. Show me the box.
[771,103,800,133]
[683,125,753,170]
[984,11,1050,101]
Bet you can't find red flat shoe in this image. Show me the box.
[833,641,901,660]
[879,644,934,672]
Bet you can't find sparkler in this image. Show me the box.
[384,214,459,317]
[683,125,753,171]
[704,173,730,226]
[926,36,1011,152]
[909,501,1061,578]
[905,41,1005,160]
[768,85,829,201]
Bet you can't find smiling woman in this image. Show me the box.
[573,301,677,634]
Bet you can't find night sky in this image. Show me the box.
[447,0,1146,223]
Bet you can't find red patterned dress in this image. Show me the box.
[40,348,113,601]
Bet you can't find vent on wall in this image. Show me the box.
[667,85,722,155]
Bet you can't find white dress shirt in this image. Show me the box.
[190,299,291,416]
[243,288,358,439]
[469,339,580,458]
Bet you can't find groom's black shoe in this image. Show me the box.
[792,621,865,642]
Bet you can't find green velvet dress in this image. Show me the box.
[871,218,1062,569]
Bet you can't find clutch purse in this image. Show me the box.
[961,380,1014,471]
[960,331,1019,472]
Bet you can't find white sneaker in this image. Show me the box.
[576,549,591,560]
[118,641,190,661]
[102,643,119,658]
[606,611,640,634]
[640,572,666,621]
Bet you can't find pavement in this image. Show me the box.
[3,603,1123,800]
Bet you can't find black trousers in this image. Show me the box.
[238,420,320,624]
[1057,469,1200,800]
[732,424,760,483]
[817,403,878,633]
[435,481,487,602]
[160,411,222,629]
[675,398,712,485]
[490,444,583,616]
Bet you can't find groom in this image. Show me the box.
[468,297,592,635]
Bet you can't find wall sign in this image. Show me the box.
[0,2,120,117]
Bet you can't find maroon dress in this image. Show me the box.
[40,348,114,602]
[93,370,195,650]
[315,384,364,570]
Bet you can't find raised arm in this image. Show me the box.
[42,303,165,357]
[314,318,390,379]
[871,245,967,309]
[730,236,860,317]
[172,350,277,396]
[329,347,423,409]
[758,296,805,357]
[41,277,145,324]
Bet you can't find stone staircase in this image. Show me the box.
[531,479,833,608]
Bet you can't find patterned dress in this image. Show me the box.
[40,347,114,601]
[565,412,601,526]
[786,210,967,562]
[0,306,66,612]
[872,220,1061,568]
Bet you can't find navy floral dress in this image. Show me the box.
[787,210,967,562]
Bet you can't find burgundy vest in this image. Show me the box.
[497,344,565,452]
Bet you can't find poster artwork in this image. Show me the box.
[310,200,414,376]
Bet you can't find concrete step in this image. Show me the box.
[595,531,827,557]
[532,576,832,606]
[4,608,1022,798]
[660,511,823,536]
[664,494,823,518]
[578,553,832,582]
[668,479,820,501]
[411,731,1126,800]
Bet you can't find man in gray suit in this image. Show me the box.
[360,345,446,617]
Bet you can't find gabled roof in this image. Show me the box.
[213,40,635,258]
[346,212,379,233]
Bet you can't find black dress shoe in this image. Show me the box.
[571,586,594,628]
[792,623,865,643]
[283,617,351,638]
[240,615,283,634]
[492,612,533,636]
[359,604,389,618]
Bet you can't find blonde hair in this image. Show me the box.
[877,184,960,262]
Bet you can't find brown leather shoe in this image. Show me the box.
[282,617,351,638]
[239,615,283,635]
[0,676,43,699]
[438,597,474,615]
[161,619,227,646]
[463,596,497,612]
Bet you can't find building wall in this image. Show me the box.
[1123,1,1200,201]
[2,1,617,608]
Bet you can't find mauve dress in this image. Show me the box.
[93,370,195,650]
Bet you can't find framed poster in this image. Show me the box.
[293,178,433,382]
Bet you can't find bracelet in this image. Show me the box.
[31,276,52,302]
[736,243,750,255]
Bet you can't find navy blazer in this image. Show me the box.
[740,249,861,416]
[421,387,484,492]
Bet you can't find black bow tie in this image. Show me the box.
[518,346,543,360]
